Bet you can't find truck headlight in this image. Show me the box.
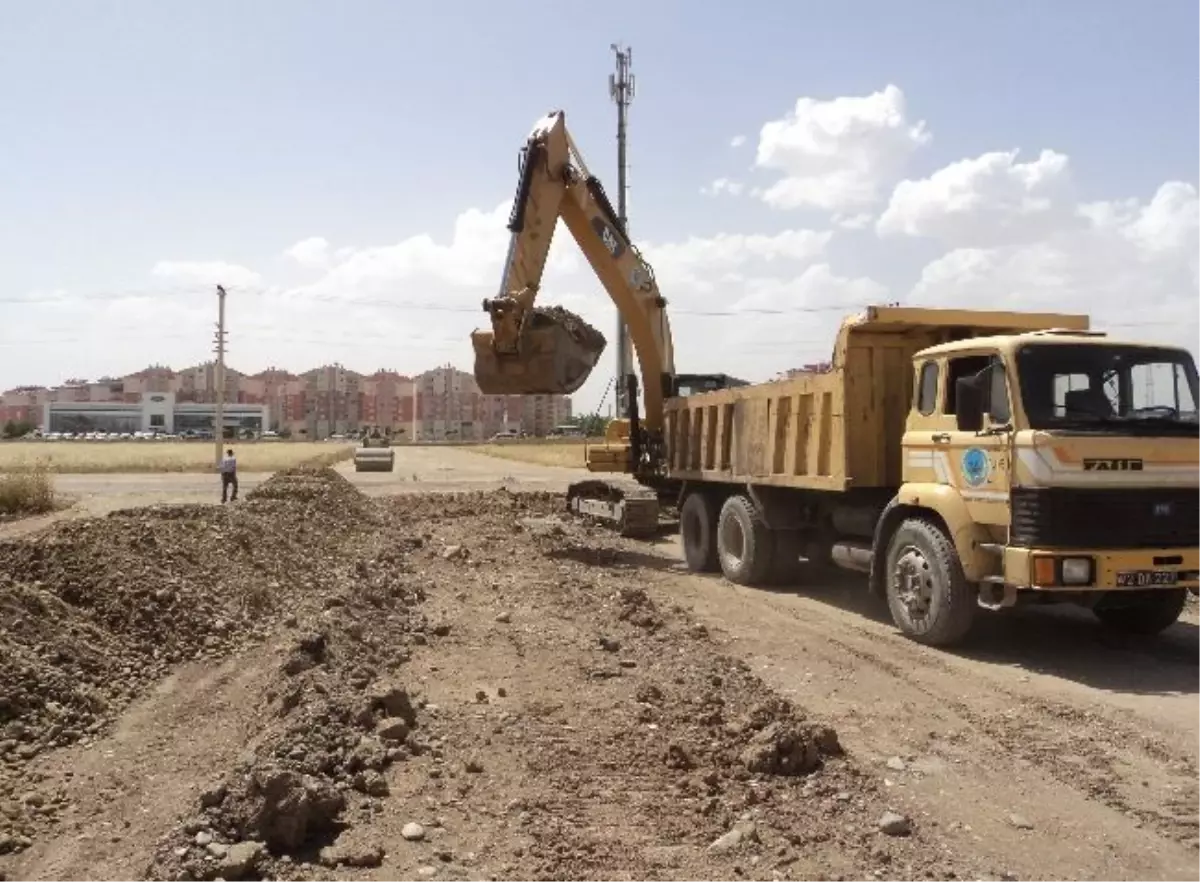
[1061,557,1093,585]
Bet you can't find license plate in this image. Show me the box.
[1115,570,1180,588]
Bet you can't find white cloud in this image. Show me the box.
[730,134,747,148]
[754,84,931,212]
[700,177,745,197]
[877,148,1075,246]
[151,260,262,288]
[284,236,332,269]
[7,85,1197,414]
[909,180,1199,352]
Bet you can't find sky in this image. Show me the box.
[1,0,1197,415]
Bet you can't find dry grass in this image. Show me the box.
[0,442,356,475]
[0,464,57,517]
[469,438,605,469]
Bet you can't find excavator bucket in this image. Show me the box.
[472,306,607,395]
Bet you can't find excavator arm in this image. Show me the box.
[471,110,676,442]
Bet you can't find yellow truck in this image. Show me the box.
[472,109,1200,646]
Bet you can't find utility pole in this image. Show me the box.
[609,42,635,418]
[213,284,228,466]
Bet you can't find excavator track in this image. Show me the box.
[565,479,660,538]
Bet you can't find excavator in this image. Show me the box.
[471,110,741,535]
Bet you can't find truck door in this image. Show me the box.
[941,352,1013,526]
[903,351,1013,526]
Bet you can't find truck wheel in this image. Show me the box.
[884,518,976,646]
[680,491,719,573]
[717,495,774,586]
[1093,589,1187,635]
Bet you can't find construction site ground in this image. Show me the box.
[0,446,1195,881]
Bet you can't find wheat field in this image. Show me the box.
[0,441,356,474]
[468,438,606,469]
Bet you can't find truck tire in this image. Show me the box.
[1093,589,1187,635]
[884,518,976,646]
[717,495,774,586]
[680,491,719,573]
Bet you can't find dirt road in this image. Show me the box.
[0,447,1194,880]
[0,447,589,540]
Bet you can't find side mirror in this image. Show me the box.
[956,376,984,433]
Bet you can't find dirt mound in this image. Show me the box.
[531,305,606,352]
[246,465,381,530]
[146,534,433,881]
[0,467,382,835]
[381,488,562,524]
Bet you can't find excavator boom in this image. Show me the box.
[470,110,685,537]
[471,111,674,434]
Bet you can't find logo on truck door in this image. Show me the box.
[960,447,990,487]
[591,217,626,259]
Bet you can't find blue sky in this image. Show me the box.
[2,0,1197,412]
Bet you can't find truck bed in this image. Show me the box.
[663,305,1090,493]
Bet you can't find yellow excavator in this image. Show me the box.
[471,110,742,535]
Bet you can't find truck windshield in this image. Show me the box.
[1016,342,1199,435]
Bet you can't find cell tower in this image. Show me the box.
[609,42,635,417]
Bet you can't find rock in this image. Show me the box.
[885,756,907,772]
[598,636,621,652]
[417,866,438,878]
[441,545,466,561]
[432,623,452,637]
[376,717,410,743]
[402,821,426,841]
[495,611,512,623]
[1008,813,1034,830]
[319,841,385,868]
[206,841,229,858]
[366,683,416,723]
[217,841,264,880]
[739,722,822,776]
[199,783,228,808]
[229,767,346,851]
[464,758,483,774]
[878,811,912,836]
[194,831,214,846]
[709,821,757,853]
[354,771,390,797]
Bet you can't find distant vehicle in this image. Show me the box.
[549,424,583,437]
[490,430,520,442]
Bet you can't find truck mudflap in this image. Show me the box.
[472,306,607,396]
[565,479,659,538]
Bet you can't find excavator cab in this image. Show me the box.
[472,302,607,396]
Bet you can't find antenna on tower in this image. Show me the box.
[609,42,635,418]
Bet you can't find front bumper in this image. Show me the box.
[1003,546,1200,591]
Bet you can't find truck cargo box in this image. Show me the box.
[663,306,1090,493]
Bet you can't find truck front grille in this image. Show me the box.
[1010,486,1199,549]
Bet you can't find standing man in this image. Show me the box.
[220,447,238,503]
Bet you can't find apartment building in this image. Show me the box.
[2,360,574,438]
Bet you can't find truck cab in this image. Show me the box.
[892,329,1199,642]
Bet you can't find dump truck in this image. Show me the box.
[472,109,1200,646]
[353,427,395,473]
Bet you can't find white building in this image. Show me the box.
[44,392,269,435]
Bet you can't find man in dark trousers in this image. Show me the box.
[220,448,238,503]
